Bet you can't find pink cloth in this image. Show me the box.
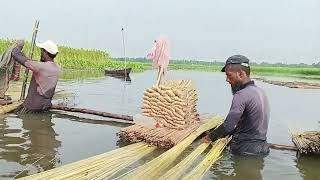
[147,36,170,70]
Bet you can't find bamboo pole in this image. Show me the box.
[121,27,128,81]
[20,20,40,100]
[269,143,297,151]
[156,66,164,86]
[51,105,133,121]
[51,105,299,152]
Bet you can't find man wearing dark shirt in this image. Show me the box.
[12,40,60,113]
[204,55,270,155]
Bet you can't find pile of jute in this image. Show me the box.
[119,79,202,148]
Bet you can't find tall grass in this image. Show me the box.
[251,66,320,76]
[0,39,146,72]
[1,38,319,77]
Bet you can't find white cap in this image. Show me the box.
[36,40,59,55]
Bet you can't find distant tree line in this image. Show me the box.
[113,57,320,68]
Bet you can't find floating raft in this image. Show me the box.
[254,77,320,89]
[20,116,227,180]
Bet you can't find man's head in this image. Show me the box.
[221,55,251,94]
[36,40,59,62]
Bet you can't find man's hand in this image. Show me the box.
[202,134,211,143]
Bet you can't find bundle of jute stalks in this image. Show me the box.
[141,79,199,129]
[292,131,320,155]
[119,123,202,148]
[0,101,23,115]
[119,79,201,148]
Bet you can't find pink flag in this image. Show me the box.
[147,36,170,71]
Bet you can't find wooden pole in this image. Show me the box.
[52,105,298,152]
[51,105,133,121]
[156,66,164,86]
[20,20,40,100]
[121,27,127,81]
[269,143,297,151]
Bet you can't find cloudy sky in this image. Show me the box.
[1,0,319,64]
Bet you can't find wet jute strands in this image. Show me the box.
[117,116,224,180]
[119,122,201,148]
[19,143,156,180]
[0,101,23,115]
[20,116,224,179]
[181,138,230,180]
[292,131,320,155]
[159,142,210,180]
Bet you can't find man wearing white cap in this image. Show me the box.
[12,40,60,113]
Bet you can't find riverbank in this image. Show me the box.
[1,38,319,78]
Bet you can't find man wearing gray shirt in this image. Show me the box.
[204,55,270,155]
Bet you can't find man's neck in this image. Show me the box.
[242,78,251,86]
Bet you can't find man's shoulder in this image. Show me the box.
[234,84,260,100]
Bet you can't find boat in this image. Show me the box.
[108,74,131,82]
[104,68,131,77]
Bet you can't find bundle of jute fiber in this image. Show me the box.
[292,131,320,155]
[117,116,224,180]
[181,137,230,180]
[119,79,201,148]
[158,142,210,180]
[20,143,156,180]
[0,101,23,115]
[119,122,201,148]
[141,79,199,129]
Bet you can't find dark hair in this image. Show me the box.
[226,64,250,76]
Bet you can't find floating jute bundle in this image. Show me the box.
[141,79,199,129]
[119,79,202,148]
[292,131,320,155]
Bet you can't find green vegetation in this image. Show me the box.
[115,58,320,79]
[59,70,104,80]
[0,39,147,72]
[1,38,319,79]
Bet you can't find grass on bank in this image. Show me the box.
[0,39,147,72]
[1,38,320,78]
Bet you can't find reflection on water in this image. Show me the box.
[60,70,104,80]
[296,156,320,180]
[207,153,265,180]
[0,113,61,179]
[1,70,320,179]
[106,74,132,82]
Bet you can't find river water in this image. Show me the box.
[1,70,319,179]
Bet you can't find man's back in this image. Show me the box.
[24,61,60,111]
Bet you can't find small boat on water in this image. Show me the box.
[108,74,131,82]
[104,68,131,77]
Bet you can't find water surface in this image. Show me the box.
[1,70,320,179]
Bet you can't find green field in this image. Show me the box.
[1,39,320,79]
[0,39,147,72]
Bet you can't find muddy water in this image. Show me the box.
[1,70,319,179]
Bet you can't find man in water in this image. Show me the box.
[204,55,270,155]
[12,40,60,113]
